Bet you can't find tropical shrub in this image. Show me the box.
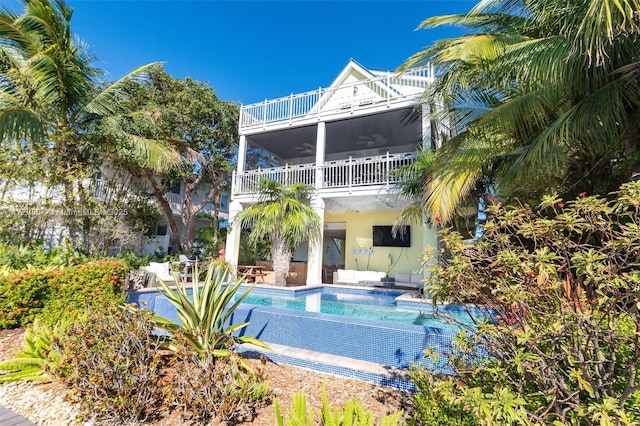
[274,385,405,426]
[0,319,65,383]
[166,346,269,424]
[52,306,164,424]
[419,181,640,424]
[0,240,86,272]
[408,366,478,426]
[0,269,54,328]
[38,259,128,325]
[0,259,128,329]
[151,262,268,365]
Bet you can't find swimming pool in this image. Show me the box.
[128,284,476,388]
[233,285,473,329]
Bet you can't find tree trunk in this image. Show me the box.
[181,173,227,254]
[271,236,291,286]
[143,169,182,253]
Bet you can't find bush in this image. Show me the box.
[166,346,269,424]
[0,269,58,328]
[421,181,640,424]
[52,306,164,424]
[408,367,478,426]
[0,259,128,329]
[38,259,128,325]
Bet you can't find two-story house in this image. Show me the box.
[225,60,445,285]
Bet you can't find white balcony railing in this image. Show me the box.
[233,152,415,195]
[239,67,433,130]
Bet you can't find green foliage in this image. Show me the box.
[37,259,129,326]
[422,182,640,424]
[150,262,269,365]
[114,65,239,254]
[0,259,128,329]
[274,385,405,426]
[408,366,478,426]
[0,320,65,383]
[52,306,164,424]
[166,347,269,424]
[401,0,640,222]
[0,240,84,272]
[113,250,151,270]
[0,269,53,328]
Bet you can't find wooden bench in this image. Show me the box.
[237,265,267,283]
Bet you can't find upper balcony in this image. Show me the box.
[232,151,415,198]
[239,64,433,133]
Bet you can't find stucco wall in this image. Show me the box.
[324,210,437,278]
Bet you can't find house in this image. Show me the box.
[224,60,447,285]
[0,170,227,256]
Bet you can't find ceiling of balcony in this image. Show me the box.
[246,107,422,161]
[322,193,411,213]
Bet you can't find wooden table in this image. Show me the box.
[237,265,266,283]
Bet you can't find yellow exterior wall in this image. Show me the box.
[324,210,438,277]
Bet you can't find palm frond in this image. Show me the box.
[85,62,162,117]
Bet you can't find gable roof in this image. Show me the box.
[309,59,402,115]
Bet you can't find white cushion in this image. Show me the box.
[411,274,423,284]
[394,273,411,283]
[147,262,172,280]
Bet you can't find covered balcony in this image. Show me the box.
[232,152,415,196]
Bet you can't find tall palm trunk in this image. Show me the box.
[271,235,291,286]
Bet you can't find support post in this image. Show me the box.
[306,196,325,285]
[224,200,243,277]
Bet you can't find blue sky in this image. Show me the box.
[7,0,478,104]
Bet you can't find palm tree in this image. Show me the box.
[233,179,321,286]
[0,0,179,241]
[401,0,640,222]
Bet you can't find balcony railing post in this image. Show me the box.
[386,151,390,190]
[262,99,267,129]
[231,170,236,195]
[348,156,353,193]
[289,93,293,124]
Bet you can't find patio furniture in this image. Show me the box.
[333,269,387,285]
[237,265,267,283]
[140,262,175,287]
[178,255,197,282]
[393,273,424,289]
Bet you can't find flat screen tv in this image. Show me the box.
[372,225,410,247]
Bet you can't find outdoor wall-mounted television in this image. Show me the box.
[372,225,411,247]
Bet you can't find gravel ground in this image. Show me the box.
[0,328,414,425]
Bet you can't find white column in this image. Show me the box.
[237,135,247,173]
[422,214,439,279]
[315,122,326,190]
[306,196,325,285]
[421,104,433,150]
[224,200,243,274]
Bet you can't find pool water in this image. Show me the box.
[236,286,468,329]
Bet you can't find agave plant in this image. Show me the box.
[0,320,64,383]
[152,262,268,361]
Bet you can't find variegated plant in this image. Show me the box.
[152,261,269,362]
